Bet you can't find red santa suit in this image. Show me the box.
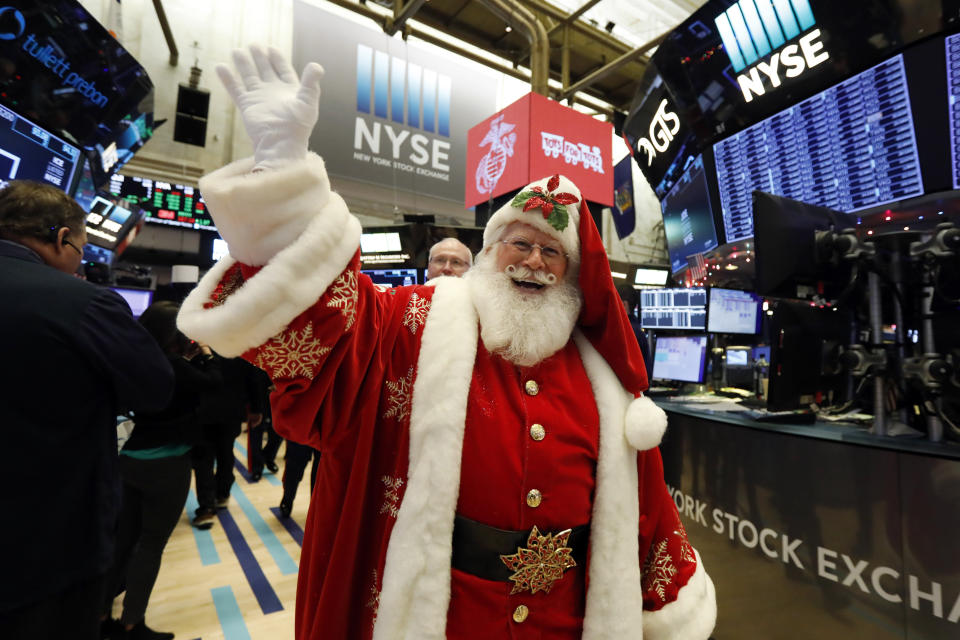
[179,155,716,640]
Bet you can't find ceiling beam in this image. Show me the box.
[546,0,602,37]
[385,0,429,35]
[561,30,667,100]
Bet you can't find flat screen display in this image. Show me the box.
[726,347,750,367]
[0,0,154,187]
[211,238,229,262]
[946,33,960,189]
[707,288,762,334]
[107,174,215,231]
[714,54,923,242]
[640,287,707,330]
[0,104,82,192]
[360,232,402,253]
[634,267,670,286]
[660,154,719,273]
[361,268,418,288]
[652,335,708,383]
[110,287,153,317]
[83,194,140,251]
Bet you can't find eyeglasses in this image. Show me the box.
[501,237,566,264]
[63,239,83,256]
[429,256,469,269]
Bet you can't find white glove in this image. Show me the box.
[216,44,325,172]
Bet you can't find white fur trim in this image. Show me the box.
[642,550,717,640]
[482,174,582,264]
[574,332,645,639]
[373,278,478,640]
[178,160,361,357]
[625,394,668,451]
[199,153,335,266]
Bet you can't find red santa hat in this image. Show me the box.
[483,174,667,451]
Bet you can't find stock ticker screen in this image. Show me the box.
[714,54,923,243]
[946,34,960,189]
[640,287,707,330]
[107,174,216,231]
[660,155,719,273]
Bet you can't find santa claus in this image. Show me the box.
[179,45,715,640]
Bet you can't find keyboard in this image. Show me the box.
[743,409,817,424]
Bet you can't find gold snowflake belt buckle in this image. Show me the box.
[499,526,578,595]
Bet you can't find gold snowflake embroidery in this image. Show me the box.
[380,476,404,518]
[255,323,331,381]
[366,570,380,629]
[383,367,414,421]
[676,520,696,564]
[327,269,358,330]
[642,539,678,601]
[402,293,431,334]
[500,526,577,595]
[207,264,244,308]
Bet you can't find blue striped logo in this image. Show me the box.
[715,0,816,72]
[356,44,451,137]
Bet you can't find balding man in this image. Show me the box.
[426,237,472,279]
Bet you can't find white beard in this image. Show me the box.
[466,249,582,367]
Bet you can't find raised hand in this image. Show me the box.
[216,44,324,171]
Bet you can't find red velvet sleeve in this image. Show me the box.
[203,251,422,451]
[637,447,699,611]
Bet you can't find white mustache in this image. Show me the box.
[505,264,557,286]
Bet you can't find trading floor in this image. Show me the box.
[110,436,308,640]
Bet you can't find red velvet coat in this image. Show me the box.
[179,154,716,640]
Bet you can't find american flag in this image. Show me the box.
[686,252,707,283]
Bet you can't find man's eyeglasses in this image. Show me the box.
[63,239,83,256]
[501,237,566,264]
[429,256,469,269]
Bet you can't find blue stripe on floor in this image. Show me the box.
[185,489,220,566]
[230,483,299,575]
[270,507,304,547]
[211,585,252,640]
[216,508,284,614]
[234,441,282,486]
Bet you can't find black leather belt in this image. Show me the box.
[451,514,590,582]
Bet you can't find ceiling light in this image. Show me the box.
[505,25,512,32]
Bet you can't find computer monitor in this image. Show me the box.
[639,287,707,330]
[752,192,854,298]
[360,232,403,253]
[0,104,83,193]
[211,238,229,262]
[110,287,154,318]
[652,335,708,384]
[660,154,719,274]
[633,267,670,287]
[767,300,850,410]
[707,288,762,335]
[725,346,753,390]
[361,268,418,288]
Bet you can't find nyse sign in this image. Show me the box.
[735,29,830,103]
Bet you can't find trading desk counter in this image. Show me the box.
[655,399,960,639]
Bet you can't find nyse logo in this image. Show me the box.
[353,44,451,180]
[715,0,830,103]
[635,98,680,166]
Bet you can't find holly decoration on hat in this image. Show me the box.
[510,174,580,232]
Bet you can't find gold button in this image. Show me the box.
[524,380,539,396]
[526,489,542,508]
[512,604,529,623]
[529,423,546,441]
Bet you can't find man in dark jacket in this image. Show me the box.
[0,181,174,640]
